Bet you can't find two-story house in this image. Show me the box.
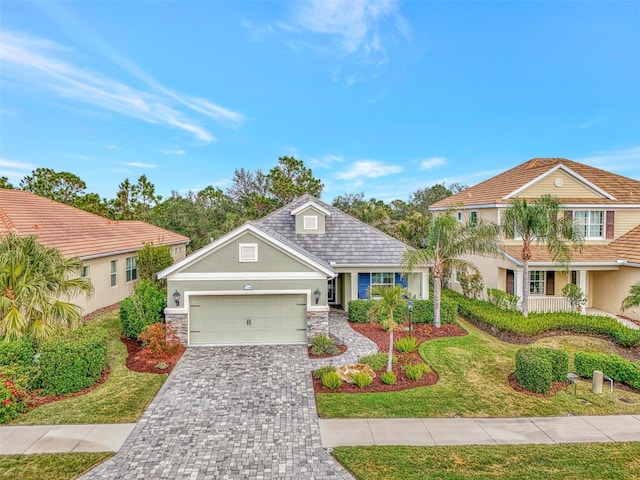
[430,158,640,321]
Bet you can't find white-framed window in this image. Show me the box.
[371,272,394,288]
[239,243,258,262]
[457,211,462,222]
[529,270,545,295]
[573,210,604,239]
[81,266,90,278]
[470,211,478,226]
[452,268,459,283]
[303,215,318,230]
[110,260,117,287]
[126,256,137,282]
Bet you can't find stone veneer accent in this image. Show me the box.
[165,312,188,346]
[306,309,329,343]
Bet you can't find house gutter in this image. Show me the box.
[79,240,189,261]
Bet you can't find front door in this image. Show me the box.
[327,277,337,304]
[506,270,515,295]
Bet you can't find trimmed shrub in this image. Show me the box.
[486,288,519,311]
[0,338,36,367]
[138,323,181,359]
[120,280,166,339]
[347,300,370,323]
[351,372,373,388]
[310,334,340,356]
[394,336,418,353]
[360,353,395,371]
[515,348,554,394]
[313,365,336,380]
[380,371,397,385]
[574,352,640,390]
[347,298,457,325]
[39,327,108,395]
[321,371,342,390]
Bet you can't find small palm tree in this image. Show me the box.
[622,282,640,311]
[502,194,582,317]
[0,234,93,344]
[368,285,407,372]
[403,211,501,328]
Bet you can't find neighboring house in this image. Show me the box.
[430,158,640,321]
[160,195,429,346]
[0,189,189,315]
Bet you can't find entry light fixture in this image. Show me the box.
[313,288,321,305]
[173,290,181,307]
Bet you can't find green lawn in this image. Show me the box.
[317,318,640,418]
[332,443,640,480]
[8,310,166,425]
[0,453,112,480]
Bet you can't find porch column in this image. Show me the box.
[421,271,430,300]
[578,270,588,313]
[514,269,524,310]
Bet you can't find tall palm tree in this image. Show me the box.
[368,284,407,372]
[403,211,501,328]
[622,282,640,311]
[502,194,582,317]
[0,234,93,344]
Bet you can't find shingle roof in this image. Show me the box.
[610,225,640,264]
[256,195,412,266]
[0,189,189,259]
[430,158,640,209]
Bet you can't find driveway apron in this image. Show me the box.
[82,346,353,479]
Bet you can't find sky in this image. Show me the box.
[1,0,639,203]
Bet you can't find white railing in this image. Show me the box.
[528,296,573,313]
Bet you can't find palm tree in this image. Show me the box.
[0,234,93,345]
[502,194,582,317]
[622,282,640,311]
[368,284,407,372]
[403,211,501,328]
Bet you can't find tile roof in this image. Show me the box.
[501,244,621,265]
[610,225,640,264]
[0,189,189,259]
[256,194,412,266]
[430,158,640,208]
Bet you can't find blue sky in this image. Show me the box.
[1,0,639,203]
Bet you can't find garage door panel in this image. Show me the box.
[189,294,307,345]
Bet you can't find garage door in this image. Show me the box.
[189,294,308,345]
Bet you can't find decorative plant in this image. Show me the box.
[368,285,408,372]
[561,283,587,311]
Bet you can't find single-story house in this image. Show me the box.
[160,195,429,346]
[0,188,190,315]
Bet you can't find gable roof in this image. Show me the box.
[610,225,640,265]
[0,189,189,259]
[255,194,412,266]
[430,158,640,209]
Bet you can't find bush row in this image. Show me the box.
[574,351,640,390]
[348,298,457,325]
[515,347,569,394]
[445,290,640,348]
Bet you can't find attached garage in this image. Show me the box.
[189,294,308,346]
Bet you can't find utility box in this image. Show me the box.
[592,370,603,394]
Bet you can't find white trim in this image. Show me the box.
[185,289,316,309]
[170,272,329,281]
[290,201,331,216]
[239,243,258,262]
[504,164,617,200]
[432,203,640,212]
[158,223,335,278]
[303,215,318,230]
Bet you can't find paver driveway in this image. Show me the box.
[82,346,353,479]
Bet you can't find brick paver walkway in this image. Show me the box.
[81,346,353,479]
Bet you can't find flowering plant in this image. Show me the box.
[0,372,26,423]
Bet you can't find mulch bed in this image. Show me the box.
[313,321,466,394]
[122,336,185,374]
[308,344,347,359]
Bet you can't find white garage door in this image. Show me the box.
[189,294,308,345]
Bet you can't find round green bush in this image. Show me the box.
[351,372,373,388]
[515,349,553,394]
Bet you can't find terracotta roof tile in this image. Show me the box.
[501,244,621,264]
[610,225,640,264]
[431,158,640,208]
[0,189,189,259]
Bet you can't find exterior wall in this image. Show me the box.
[165,311,188,345]
[294,206,327,234]
[612,210,640,238]
[590,267,640,321]
[307,309,329,341]
[519,170,604,199]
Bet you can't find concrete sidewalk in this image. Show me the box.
[0,423,136,454]
[320,415,640,447]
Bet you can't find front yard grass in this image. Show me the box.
[332,442,640,480]
[0,452,112,480]
[7,310,166,425]
[316,318,640,418]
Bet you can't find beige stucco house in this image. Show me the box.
[160,195,429,346]
[430,158,640,321]
[0,188,189,315]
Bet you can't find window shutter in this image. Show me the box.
[395,273,408,288]
[605,211,615,239]
[564,210,573,220]
[358,273,370,299]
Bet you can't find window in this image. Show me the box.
[239,243,258,262]
[529,270,544,295]
[573,210,604,239]
[126,256,137,282]
[110,260,117,287]
[470,211,478,226]
[303,215,318,230]
[81,266,90,278]
[457,211,462,222]
[371,272,394,288]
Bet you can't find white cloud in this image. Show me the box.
[419,156,447,170]
[0,158,36,183]
[122,162,157,169]
[0,158,36,170]
[0,30,245,143]
[160,149,186,155]
[309,153,345,169]
[576,146,640,175]
[336,160,402,179]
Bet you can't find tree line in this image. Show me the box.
[1,156,466,251]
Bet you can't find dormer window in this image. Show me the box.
[303,215,318,230]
